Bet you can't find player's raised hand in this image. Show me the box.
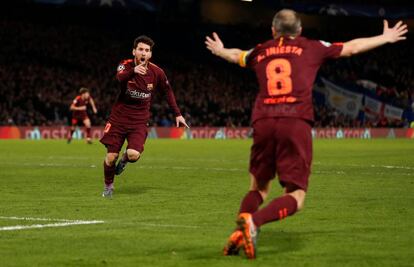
[176,115,189,128]
[205,32,224,56]
[134,62,147,75]
[383,20,408,43]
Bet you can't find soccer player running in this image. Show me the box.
[68,87,98,144]
[205,9,407,259]
[100,35,189,198]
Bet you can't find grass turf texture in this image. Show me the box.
[0,139,413,267]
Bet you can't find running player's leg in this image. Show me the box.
[67,119,77,143]
[251,118,312,228]
[225,118,275,257]
[115,125,147,175]
[100,122,126,197]
[240,118,276,214]
[83,117,92,144]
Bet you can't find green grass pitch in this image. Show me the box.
[0,139,413,267]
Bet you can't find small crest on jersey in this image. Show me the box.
[147,83,154,90]
[117,64,125,71]
[319,40,332,47]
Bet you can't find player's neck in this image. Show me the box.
[274,34,297,40]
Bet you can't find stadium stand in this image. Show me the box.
[0,3,413,127]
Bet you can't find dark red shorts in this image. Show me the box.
[100,122,148,153]
[249,117,312,191]
[71,116,89,126]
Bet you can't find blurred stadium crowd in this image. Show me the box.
[1,6,413,128]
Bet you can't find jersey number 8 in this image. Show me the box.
[265,58,293,96]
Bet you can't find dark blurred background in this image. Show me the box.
[1,0,413,128]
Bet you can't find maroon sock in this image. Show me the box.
[86,127,91,139]
[239,190,263,214]
[252,195,298,227]
[103,161,115,186]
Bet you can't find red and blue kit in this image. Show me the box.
[71,95,91,125]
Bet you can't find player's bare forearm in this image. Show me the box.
[341,35,388,57]
[205,32,242,64]
[70,106,86,111]
[90,99,98,113]
[215,48,243,64]
[340,20,407,57]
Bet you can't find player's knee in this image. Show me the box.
[249,173,271,200]
[258,189,270,200]
[288,189,306,211]
[126,149,140,162]
[83,119,91,127]
[105,153,119,166]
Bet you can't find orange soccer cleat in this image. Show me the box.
[223,230,244,256]
[237,213,258,259]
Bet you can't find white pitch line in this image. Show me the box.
[0,216,74,222]
[0,220,104,231]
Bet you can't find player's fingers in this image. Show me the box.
[399,29,408,36]
[394,20,403,29]
[397,24,408,32]
[206,36,215,43]
[182,120,190,128]
[205,40,214,48]
[397,36,407,41]
[212,32,220,41]
[383,20,388,30]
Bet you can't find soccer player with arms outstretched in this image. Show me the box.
[205,9,407,259]
[100,35,189,198]
[68,87,98,144]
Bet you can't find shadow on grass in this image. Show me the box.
[258,229,302,255]
[168,230,304,261]
[116,185,156,195]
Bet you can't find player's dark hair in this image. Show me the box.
[133,35,155,50]
[79,87,89,94]
[272,9,302,37]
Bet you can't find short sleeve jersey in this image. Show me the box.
[72,95,90,119]
[240,36,343,123]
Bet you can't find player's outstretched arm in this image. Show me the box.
[340,20,408,57]
[205,32,243,64]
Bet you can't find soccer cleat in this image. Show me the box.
[223,230,244,256]
[102,185,113,199]
[87,139,93,144]
[237,213,258,259]
[115,152,128,175]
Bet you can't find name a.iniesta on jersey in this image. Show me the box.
[257,45,303,63]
